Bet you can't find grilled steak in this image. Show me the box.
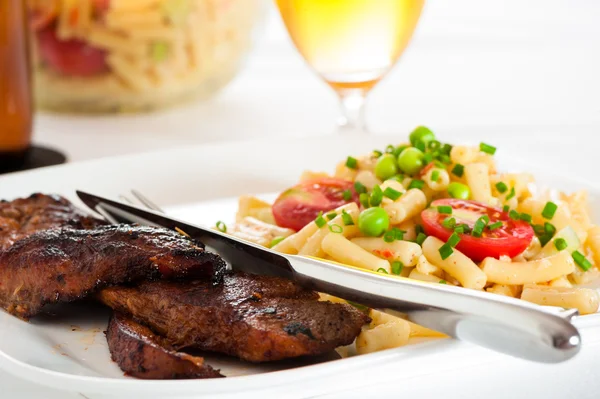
[0,193,105,250]
[107,313,223,379]
[0,225,226,319]
[98,272,370,362]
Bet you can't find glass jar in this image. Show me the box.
[27,0,265,113]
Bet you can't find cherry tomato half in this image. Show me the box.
[272,177,358,231]
[421,199,534,261]
[37,25,108,77]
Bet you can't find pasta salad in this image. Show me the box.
[217,127,600,354]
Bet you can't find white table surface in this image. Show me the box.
[5,0,600,398]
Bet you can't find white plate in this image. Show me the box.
[1,131,600,399]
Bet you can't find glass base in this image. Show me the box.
[0,146,67,174]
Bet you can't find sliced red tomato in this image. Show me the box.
[421,199,534,261]
[272,177,359,231]
[37,25,108,77]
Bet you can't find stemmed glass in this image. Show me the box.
[275,0,425,133]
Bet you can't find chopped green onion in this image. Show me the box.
[479,142,497,155]
[416,232,427,246]
[542,202,558,219]
[437,205,452,215]
[387,174,405,183]
[509,209,520,220]
[354,181,367,194]
[439,243,454,260]
[442,217,456,230]
[441,144,453,155]
[431,170,440,182]
[488,221,503,230]
[495,182,508,193]
[505,187,516,201]
[370,185,384,207]
[377,267,389,274]
[423,153,434,164]
[391,261,404,275]
[472,216,489,237]
[383,187,402,201]
[383,230,395,243]
[216,221,227,233]
[345,156,358,169]
[393,228,406,240]
[439,280,447,284]
[315,212,327,228]
[341,210,354,226]
[451,164,464,178]
[359,193,370,209]
[454,224,468,234]
[503,205,510,212]
[572,251,592,271]
[519,213,532,223]
[329,224,343,234]
[326,212,337,221]
[428,140,441,150]
[439,154,451,164]
[415,140,426,152]
[447,232,461,248]
[532,224,545,236]
[554,238,568,251]
[342,190,352,201]
[373,150,383,158]
[545,222,556,235]
[385,144,395,153]
[269,237,285,247]
[408,179,425,190]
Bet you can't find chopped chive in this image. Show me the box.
[341,210,354,226]
[442,217,456,230]
[329,224,343,233]
[383,187,402,201]
[408,179,425,190]
[342,190,352,201]
[447,232,461,248]
[370,185,384,207]
[479,142,497,155]
[326,212,337,221]
[495,182,508,194]
[354,181,367,194]
[437,205,452,215]
[383,230,395,243]
[509,209,520,220]
[439,280,447,284]
[359,193,370,208]
[554,238,568,251]
[386,144,395,153]
[451,164,464,178]
[572,251,592,271]
[391,261,404,275]
[503,205,510,213]
[439,243,454,260]
[488,221,503,230]
[542,202,558,219]
[519,213,532,223]
[416,232,427,246]
[269,236,285,248]
[373,150,383,158]
[377,267,389,274]
[505,187,516,201]
[472,216,489,237]
[345,156,358,169]
[315,212,327,228]
[431,170,440,182]
[454,224,466,234]
[216,221,227,233]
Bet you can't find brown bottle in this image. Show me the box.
[0,0,33,169]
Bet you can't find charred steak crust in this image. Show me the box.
[0,225,226,319]
[107,313,223,379]
[0,193,106,250]
[98,272,370,363]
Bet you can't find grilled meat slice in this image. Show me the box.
[0,193,106,250]
[0,225,226,319]
[98,272,370,363]
[107,313,223,379]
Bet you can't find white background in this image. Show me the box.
[6,0,600,398]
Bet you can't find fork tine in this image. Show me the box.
[130,189,164,213]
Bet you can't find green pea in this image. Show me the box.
[396,147,424,175]
[448,182,471,200]
[358,207,389,237]
[409,126,436,147]
[374,154,398,181]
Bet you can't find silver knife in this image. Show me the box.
[76,190,581,363]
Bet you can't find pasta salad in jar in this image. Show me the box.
[28,0,265,113]
[217,126,600,355]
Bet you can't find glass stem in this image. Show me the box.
[337,89,368,133]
